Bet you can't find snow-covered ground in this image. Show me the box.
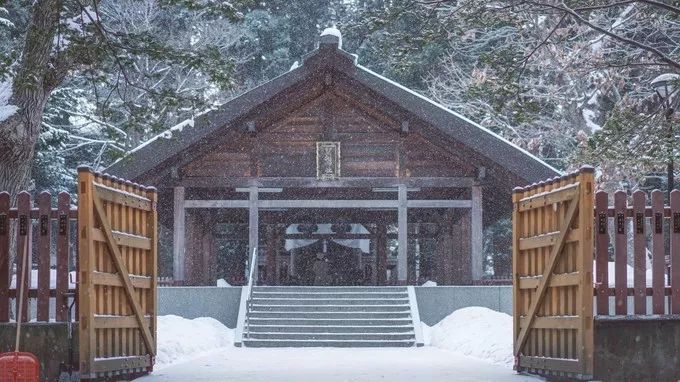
[136,308,539,382]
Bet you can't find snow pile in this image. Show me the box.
[216,278,231,287]
[156,315,234,369]
[421,280,437,287]
[425,307,514,367]
[0,78,18,123]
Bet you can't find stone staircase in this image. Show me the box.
[238,286,423,347]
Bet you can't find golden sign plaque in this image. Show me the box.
[316,141,341,180]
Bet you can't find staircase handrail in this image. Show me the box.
[244,246,258,337]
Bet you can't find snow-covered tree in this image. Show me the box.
[0,0,247,196]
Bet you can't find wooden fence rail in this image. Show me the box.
[0,191,77,323]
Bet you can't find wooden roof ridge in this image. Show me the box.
[105,30,560,183]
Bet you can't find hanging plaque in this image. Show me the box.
[316,141,341,180]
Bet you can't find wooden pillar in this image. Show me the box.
[266,225,277,285]
[471,185,483,280]
[376,223,387,285]
[173,186,185,282]
[397,184,408,282]
[249,186,259,283]
[459,210,472,284]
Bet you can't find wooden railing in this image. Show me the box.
[244,246,258,338]
[0,191,78,323]
[594,189,679,315]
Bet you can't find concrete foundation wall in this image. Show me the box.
[0,323,79,382]
[158,286,243,328]
[156,286,513,327]
[594,315,680,382]
[415,286,512,326]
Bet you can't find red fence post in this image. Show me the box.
[56,191,71,322]
[37,191,51,321]
[632,191,647,314]
[0,192,9,322]
[595,191,609,315]
[614,191,628,315]
[651,190,665,314]
[671,190,680,314]
[16,191,32,323]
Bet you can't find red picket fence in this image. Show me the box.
[0,191,78,323]
[594,189,680,315]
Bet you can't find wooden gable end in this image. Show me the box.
[180,76,482,180]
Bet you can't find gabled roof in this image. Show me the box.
[106,30,560,183]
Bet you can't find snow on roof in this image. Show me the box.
[109,117,195,167]
[355,64,561,176]
[0,77,18,123]
[321,26,342,49]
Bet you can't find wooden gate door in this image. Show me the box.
[77,166,158,380]
[512,167,594,379]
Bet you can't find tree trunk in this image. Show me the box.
[0,0,62,198]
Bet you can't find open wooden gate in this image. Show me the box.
[512,167,594,379]
[77,166,158,380]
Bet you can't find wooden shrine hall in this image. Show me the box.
[107,29,558,286]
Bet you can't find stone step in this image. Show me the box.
[252,292,409,299]
[245,332,415,341]
[246,325,414,334]
[248,311,412,319]
[242,339,415,348]
[250,304,410,313]
[247,318,413,326]
[251,298,409,306]
[253,286,406,293]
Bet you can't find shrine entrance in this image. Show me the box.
[194,190,481,287]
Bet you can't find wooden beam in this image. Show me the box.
[170,176,476,189]
[398,184,407,282]
[249,186,259,283]
[519,315,580,330]
[185,199,472,209]
[471,185,483,280]
[173,187,186,281]
[377,223,387,285]
[517,182,579,212]
[266,225,276,285]
[77,169,96,378]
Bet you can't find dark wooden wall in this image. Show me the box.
[181,90,477,179]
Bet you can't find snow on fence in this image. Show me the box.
[594,189,680,316]
[0,190,77,323]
